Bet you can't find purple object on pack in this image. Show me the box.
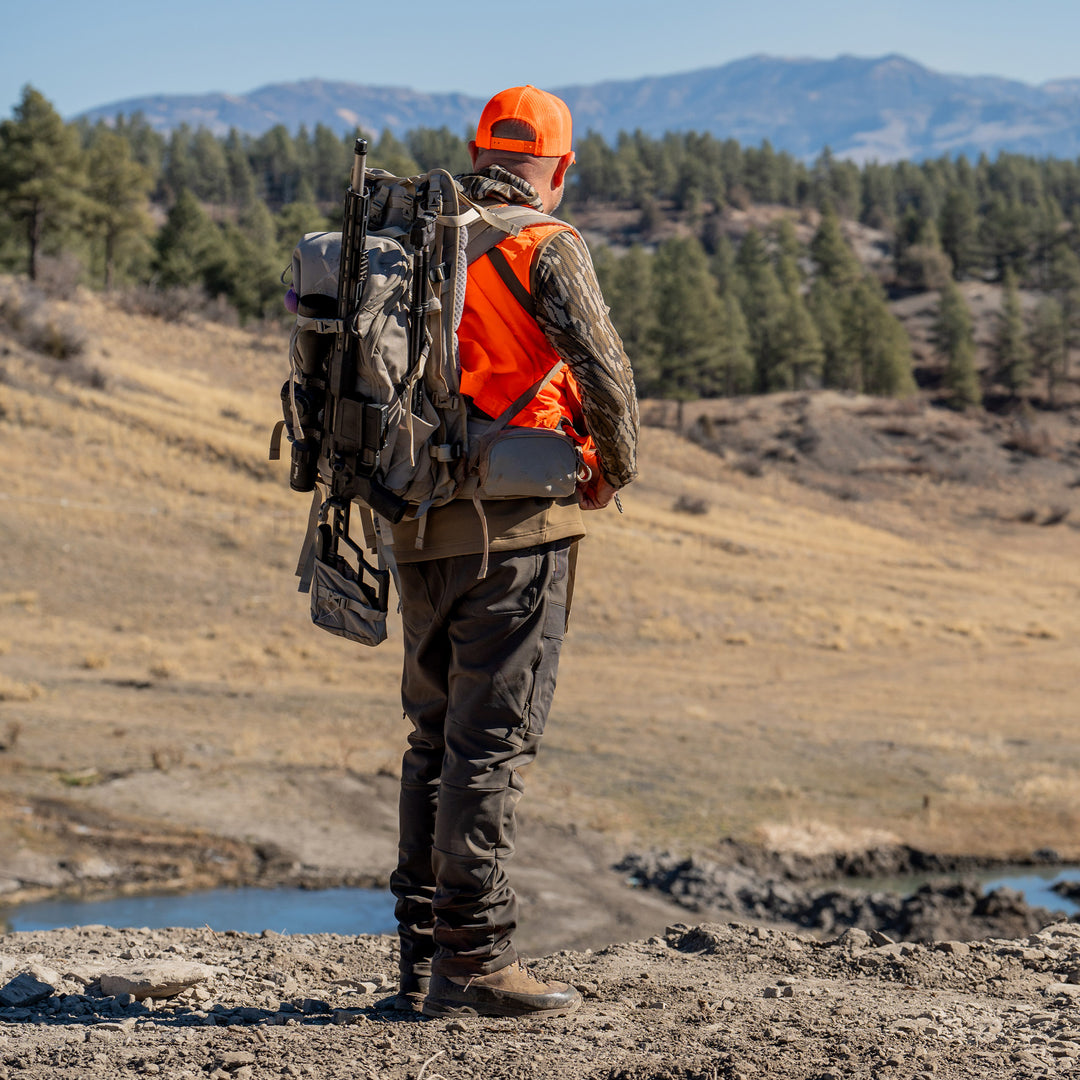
[284,287,298,314]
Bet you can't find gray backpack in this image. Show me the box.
[272,162,582,644]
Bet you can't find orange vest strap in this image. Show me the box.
[486,246,535,317]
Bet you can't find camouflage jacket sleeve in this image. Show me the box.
[530,229,639,488]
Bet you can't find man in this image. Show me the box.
[384,85,638,1019]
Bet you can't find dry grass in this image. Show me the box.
[2,280,1080,862]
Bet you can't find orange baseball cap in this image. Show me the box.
[475,85,574,159]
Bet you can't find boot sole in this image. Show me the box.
[422,997,580,1019]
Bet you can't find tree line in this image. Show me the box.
[594,211,913,400]
[3,85,1079,406]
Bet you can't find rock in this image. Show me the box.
[935,941,970,958]
[835,928,871,950]
[217,1052,256,1069]
[99,961,212,1000]
[95,1019,136,1032]
[0,973,55,1008]
[869,930,896,947]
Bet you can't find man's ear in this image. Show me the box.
[552,152,573,188]
[467,140,480,168]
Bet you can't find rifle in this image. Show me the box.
[323,139,408,526]
[309,139,401,623]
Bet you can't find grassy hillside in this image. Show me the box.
[2,279,1079,863]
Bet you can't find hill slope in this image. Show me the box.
[1,280,1080,925]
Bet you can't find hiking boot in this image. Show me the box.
[378,963,431,1013]
[421,960,582,1019]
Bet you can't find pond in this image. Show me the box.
[2,867,1077,937]
[845,865,1080,918]
[0,886,398,936]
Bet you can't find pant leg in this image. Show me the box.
[431,539,571,977]
[391,539,572,979]
[391,559,452,976]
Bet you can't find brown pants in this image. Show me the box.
[390,539,572,978]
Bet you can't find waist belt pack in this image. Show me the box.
[466,418,584,501]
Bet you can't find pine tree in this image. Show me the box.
[406,127,471,176]
[735,228,789,391]
[154,189,230,292]
[251,125,302,205]
[114,112,166,181]
[717,292,754,395]
[932,280,981,408]
[190,128,231,204]
[370,129,420,177]
[650,236,727,404]
[993,271,1032,397]
[896,218,953,290]
[226,195,281,319]
[710,234,737,294]
[1028,296,1066,406]
[310,124,347,202]
[841,279,916,396]
[594,245,661,395]
[0,86,85,280]
[809,204,860,287]
[276,187,329,264]
[773,218,803,293]
[809,278,849,389]
[163,125,197,198]
[84,128,154,290]
[939,187,979,278]
[224,130,258,208]
[777,291,824,390]
[771,219,823,388]
[1047,243,1080,382]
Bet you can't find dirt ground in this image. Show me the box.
[2,920,1080,1078]
[2,279,1080,1075]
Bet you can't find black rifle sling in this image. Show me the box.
[484,246,535,318]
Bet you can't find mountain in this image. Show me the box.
[77,54,1080,163]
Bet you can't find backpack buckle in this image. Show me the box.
[430,442,463,462]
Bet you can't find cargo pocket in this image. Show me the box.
[543,541,571,643]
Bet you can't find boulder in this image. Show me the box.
[0,972,55,1008]
[99,961,213,1000]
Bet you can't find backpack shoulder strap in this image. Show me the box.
[462,204,569,264]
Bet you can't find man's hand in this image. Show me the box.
[577,476,619,511]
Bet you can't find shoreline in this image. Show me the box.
[2,795,1076,947]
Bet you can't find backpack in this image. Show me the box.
[271,157,585,645]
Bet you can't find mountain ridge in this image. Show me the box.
[76,53,1080,162]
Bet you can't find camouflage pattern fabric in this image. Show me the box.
[459,169,639,489]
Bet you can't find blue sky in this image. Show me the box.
[4,0,1080,120]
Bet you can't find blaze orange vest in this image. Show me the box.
[458,221,591,447]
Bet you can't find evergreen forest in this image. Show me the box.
[4,85,1080,409]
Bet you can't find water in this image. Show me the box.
[980,868,1080,917]
[2,868,1077,936]
[844,866,1080,917]
[0,886,398,936]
